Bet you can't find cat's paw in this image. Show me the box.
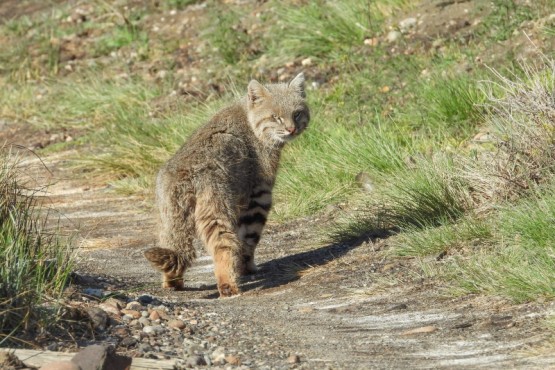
[218,282,240,297]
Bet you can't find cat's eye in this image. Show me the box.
[293,111,304,123]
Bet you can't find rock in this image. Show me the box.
[120,337,138,347]
[225,355,241,365]
[138,317,151,326]
[355,172,374,193]
[301,57,312,66]
[143,326,157,334]
[40,360,81,370]
[399,17,417,33]
[99,303,120,316]
[364,37,379,46]
[386,30,401,43]
[83,288,104,298]
[149,310,160,321]
[287,354,301,364]
[71,345,131,370]
[152,309,169,320]
[401,325,438,336]
[111,326,129,337]
[71,345,108,370]
[86,307,109,331]
[105,298,125,309]
[168,319,186,330]
[143,325,165,335]
[125,301,142,310]
[138,343,153,353]
[46,342,58,351]
[121,309,141,319]
[137,295,153,305]
[211,346,226,364]
[184,355,206,367]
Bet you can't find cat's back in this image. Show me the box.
[161,101,257,180]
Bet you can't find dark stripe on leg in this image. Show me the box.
[245,232,261,244]
[239,212,267,225]
[251,189,270,198]
[248,200,271,212]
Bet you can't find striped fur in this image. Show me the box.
[144,73,309,297]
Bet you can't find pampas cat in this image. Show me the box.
[144,73,310,297]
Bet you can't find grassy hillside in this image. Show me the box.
[1,0,555,307]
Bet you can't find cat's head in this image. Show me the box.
[246,73,310,145]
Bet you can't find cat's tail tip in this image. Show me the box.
[144,247,182,273]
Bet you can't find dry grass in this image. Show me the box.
[0,147,74,345]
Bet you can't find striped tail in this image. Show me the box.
[144,247,187,290]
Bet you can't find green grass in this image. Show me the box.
[0,148,73,345]
[204,7,253,65]
[392,217,492,257]
[417,73,486,139]
[441,185,555,302]
[477,0,536,42]
[94,24,148,57]
[267,0,415,62]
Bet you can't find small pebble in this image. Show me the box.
[185,354,206,367]
[125,301,143,310]
[168,319,186,330]
[149,310,160,321]
[121,337,138,347]
[121,309,141,319]
[288,354,301,364]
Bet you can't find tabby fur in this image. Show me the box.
[144,73,310,297]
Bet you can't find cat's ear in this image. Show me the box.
[248,80,270,106]
[289,72,306,98]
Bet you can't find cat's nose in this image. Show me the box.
[286,126,297,135]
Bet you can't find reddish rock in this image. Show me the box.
[225,355,241,365]
[168,319,186,330]
[149,310,160,321]
[120,309,141,319]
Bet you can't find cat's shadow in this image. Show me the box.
[201,237,374,299]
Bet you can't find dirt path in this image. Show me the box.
[10,132,554,369]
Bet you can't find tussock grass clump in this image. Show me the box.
[385,159,472,228]
[0,149,73,345]
[329,156,473,243]
[419,74,485,139]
